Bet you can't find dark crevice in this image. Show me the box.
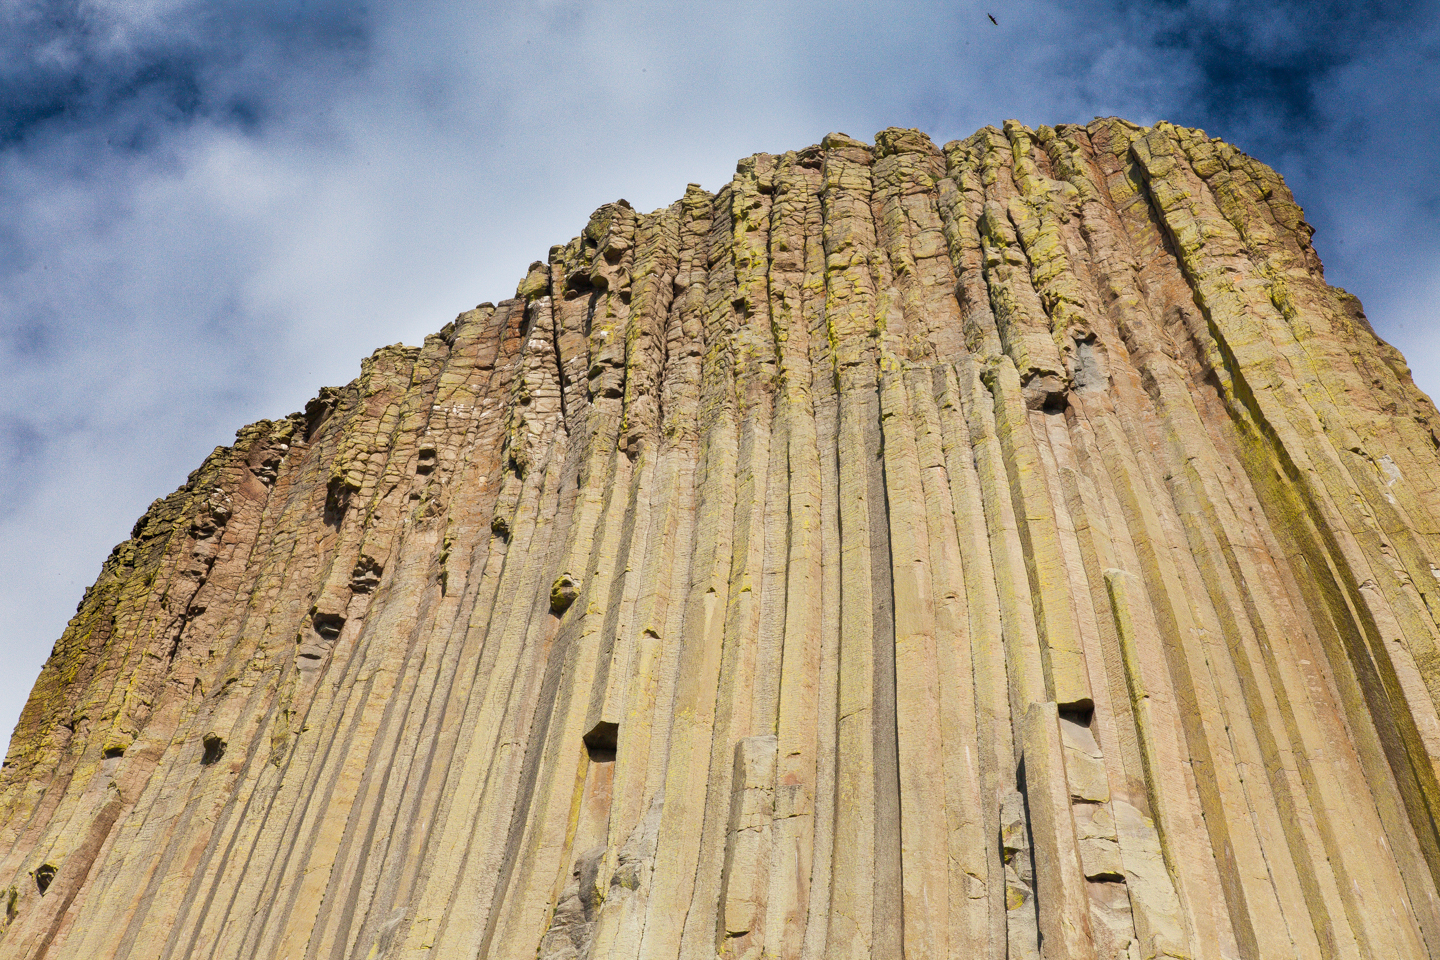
[1059,704,1094,729]
[546,298,571,431]
[312,611,345,641]
[201,734,226,766]
[583,721,618,763]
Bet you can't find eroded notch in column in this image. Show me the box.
[583,721,618,763]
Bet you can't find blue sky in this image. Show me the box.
[1,0,1437,752]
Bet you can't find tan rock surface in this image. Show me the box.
[3,119,1440,959]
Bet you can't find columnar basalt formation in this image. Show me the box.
[2,119,1440,960]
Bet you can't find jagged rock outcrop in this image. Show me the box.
[2,118,1440,959]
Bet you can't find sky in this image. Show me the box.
[1,0,1437,755]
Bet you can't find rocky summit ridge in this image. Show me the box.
[2,118,1440,960]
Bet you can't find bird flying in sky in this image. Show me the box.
[988,13,998,24]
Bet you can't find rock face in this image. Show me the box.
[2,119,1440,960]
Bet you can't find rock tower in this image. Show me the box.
[2,119,1440,960]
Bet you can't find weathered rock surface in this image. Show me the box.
[3,118,1440,959]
